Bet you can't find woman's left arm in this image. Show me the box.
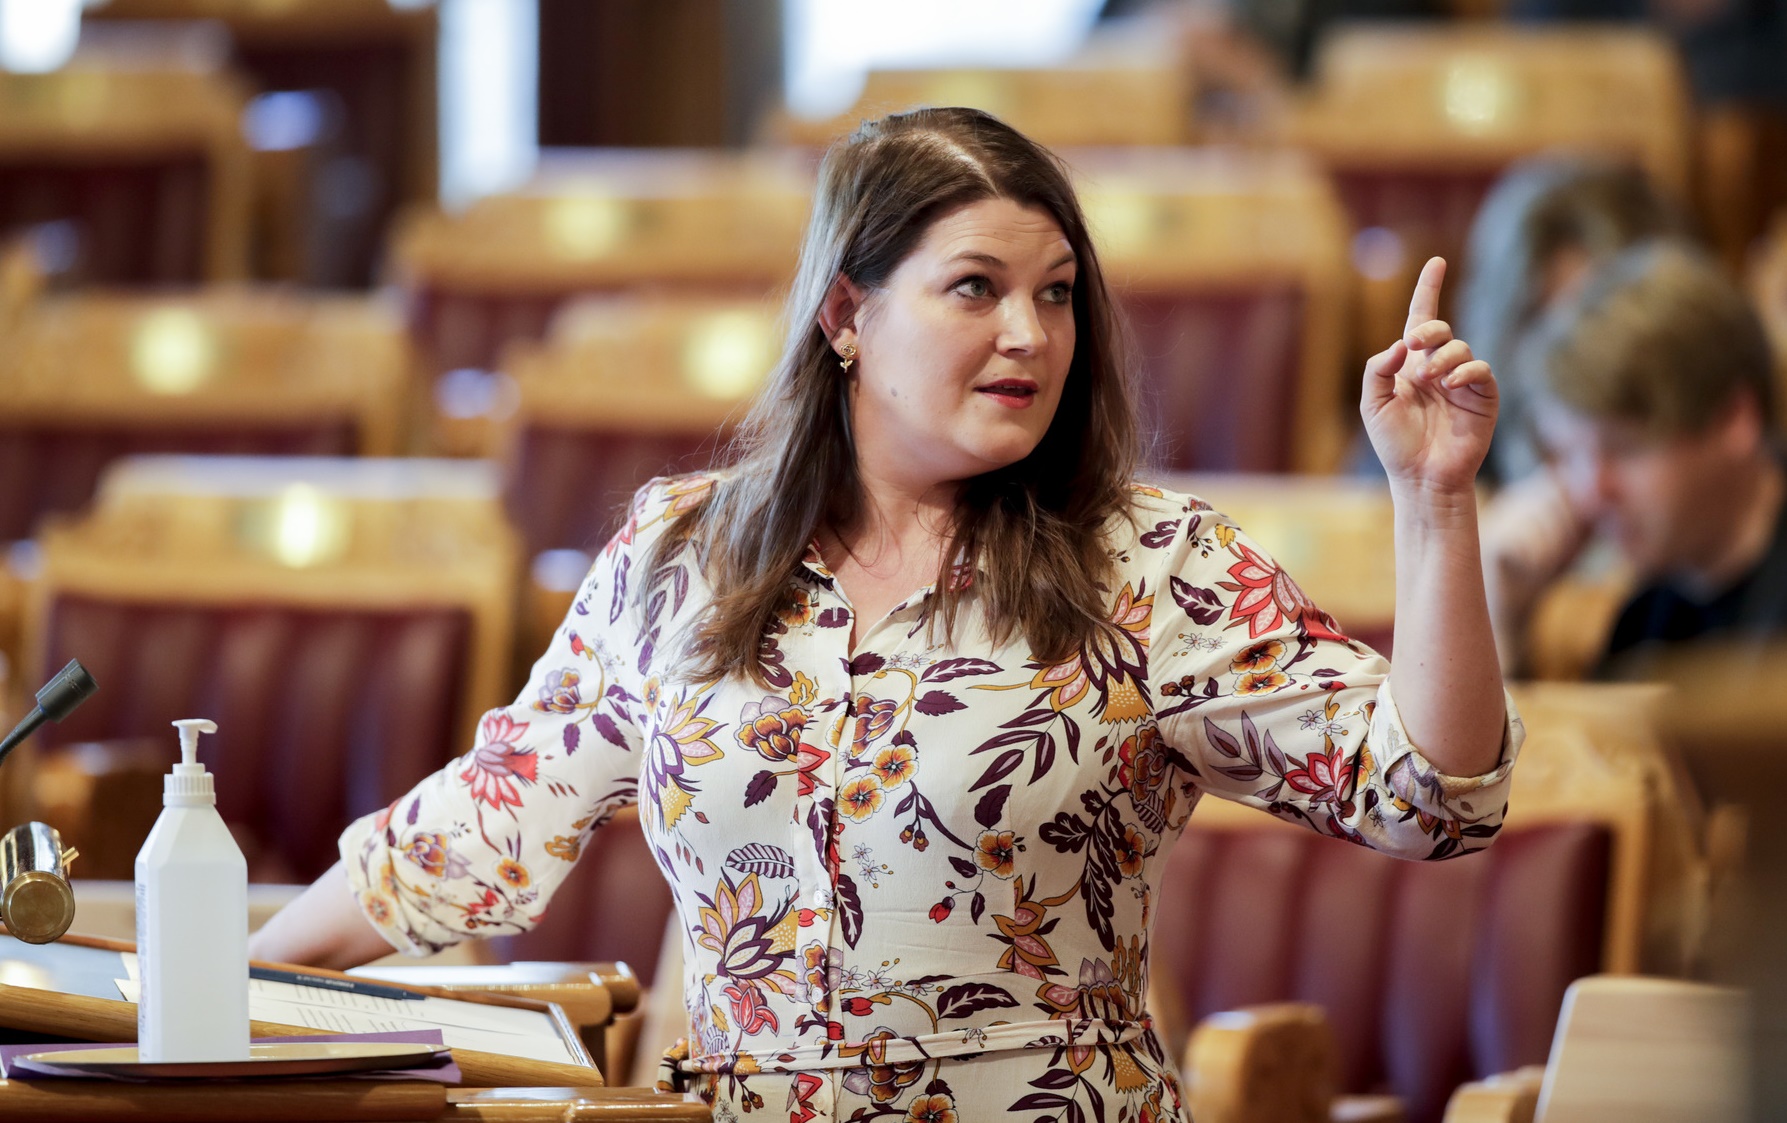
[1365,256,1506,777]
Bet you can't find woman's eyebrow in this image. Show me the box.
[944,250,1078,270]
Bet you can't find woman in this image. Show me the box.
[252,108,1518,1122]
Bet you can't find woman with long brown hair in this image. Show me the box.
[255,108,1518,1121]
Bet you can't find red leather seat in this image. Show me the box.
[37,596,475,883]
[1124,286,1310,473]
[1156,822,1609,1123]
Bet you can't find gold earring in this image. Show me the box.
[838,342,857,372]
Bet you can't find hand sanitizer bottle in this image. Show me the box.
[135,718,250,1062]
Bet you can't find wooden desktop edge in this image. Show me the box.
[0,927,601,1088]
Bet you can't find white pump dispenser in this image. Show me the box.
[135,718,249,1062]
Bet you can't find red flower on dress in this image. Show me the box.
[721,980,779,1036]
[1222,544,1347,642]
[1281,741,1356,809]
[461,713,538,811]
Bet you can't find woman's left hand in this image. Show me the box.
[1361,256,1498,494]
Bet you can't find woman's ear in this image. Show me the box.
[817,274,867,349]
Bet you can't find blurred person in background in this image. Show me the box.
[1480,241,1785,677]
[1458,155,1693,484]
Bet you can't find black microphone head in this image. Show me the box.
[35,659,97,722]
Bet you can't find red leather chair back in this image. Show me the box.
[504,425,720,556]
[0,423,356,542]
[1156,822,1609,1123]
[492,809,677,986]
[0,160,212,284]
[1123,286,1308,472]
[38,595,473,882]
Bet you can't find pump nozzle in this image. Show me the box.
[172,719,217,768]
[165,719,218,805]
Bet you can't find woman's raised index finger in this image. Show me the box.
[1404,256,1447,335]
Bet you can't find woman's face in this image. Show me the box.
[840,197,1078,491]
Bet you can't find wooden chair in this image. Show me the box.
[771,23,1194,148]
[0,287,409,543]
[1078,149,1354,472]
[88,0,438,287]
[391,149,809,454]
[1162,681,1715,1123]
[493,294,775,559]
[16,454,520,883]
[1284,23,1693,350]
[0,54,251,283]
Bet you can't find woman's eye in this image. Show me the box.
[1042,282,1073,305]
[953,276,993,299]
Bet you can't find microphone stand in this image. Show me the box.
[0,658,98,944]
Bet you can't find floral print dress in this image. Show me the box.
[341,476,1522,1123]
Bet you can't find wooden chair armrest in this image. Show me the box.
[1441,1065,1546,1123]
[1182,1002,1337,1123]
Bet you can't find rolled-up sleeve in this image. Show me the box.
[338,498,655,955]
[1147,501,1522,861]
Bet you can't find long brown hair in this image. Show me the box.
[653,107,1141,684]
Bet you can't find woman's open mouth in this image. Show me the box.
[976,380,1038,407]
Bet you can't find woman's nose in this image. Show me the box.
[996,298,1048,354]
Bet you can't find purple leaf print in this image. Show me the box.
[1171,576,1225,626]
[1039,812,1089,853]
[949,856,978,880]
[914,691,966,716]
[969,892,986,924]
[816,607,849,629]
[725,843,795,880]
[1140,518,1182,549]
[891,729,917,748]
[744,769,779,807]
[406,797,420,826]
[592,712,628,749]
[846,653,885,677]
[836,873,865,948]
[970,748,1025,791]
[609,554,631,624]
[1204,718,1243,758]
[562,723,580,754]
[936,982,1018,1019]
[974,784,1010,829]
[920,657,1001,683]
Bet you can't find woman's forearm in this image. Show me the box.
[1388,481,1507,777]
[246,860,396,970]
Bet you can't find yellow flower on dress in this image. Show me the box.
[974,830,1018,878]
[1229,638,1286,675]
[905,1093,959,1123]
[1236,669,1291,695]
[872,743,917,787]
[544,835,581,862]
[496,858,531,889]
[838,775,884,821]
[789,671,817,708]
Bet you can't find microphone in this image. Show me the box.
[0,659,96,944]
[0,658,98,771]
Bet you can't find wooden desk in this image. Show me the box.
[0,1081,710,1121]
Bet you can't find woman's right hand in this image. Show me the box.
[1479,470,1594,672]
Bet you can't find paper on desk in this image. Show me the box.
[114,979,576,1065]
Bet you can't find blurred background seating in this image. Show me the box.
[1285,23,1693,354]
[1083,150,1353,472]
[13,454,518,882]
[0,29,251,284]
[88,0,438,288]
[390,149,810,454]
[0,286,408,544]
